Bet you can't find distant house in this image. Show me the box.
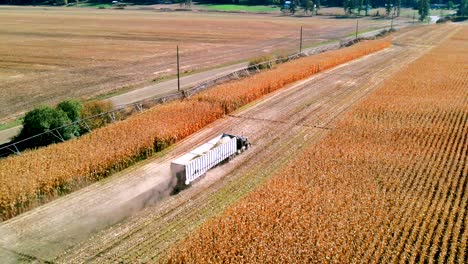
[284,1,291,8]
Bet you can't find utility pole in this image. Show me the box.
[355,19,359,39]
[299,26,303,53]
[177,45,180,92]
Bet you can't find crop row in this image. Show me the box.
[166,28,467,263]
[0,38,390,221]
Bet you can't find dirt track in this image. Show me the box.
[0,6,406,121]
[0,26,392,145]
[0,24,456,263]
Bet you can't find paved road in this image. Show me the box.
[0,63,248,145]
[108,27,390,107]
[0,24,407,146]
[109,62,249,107]
[0,126,20,145]
[109,26,407,107]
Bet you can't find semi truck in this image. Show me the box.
[171,133,250,190]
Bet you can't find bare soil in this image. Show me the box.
[0,6,407,121]
[0,24,456,263]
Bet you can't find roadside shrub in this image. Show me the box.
[0,100,224,221]
[274,51,292,63]
[248,55,276,70]
[81,100,114,130]
[57,99,82,122]
[0,38,391,221]
[15,106,77,147]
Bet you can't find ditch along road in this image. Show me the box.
[0,24,457,263]
[0,21,410,146]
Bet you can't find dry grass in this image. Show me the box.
[166,28,467,263]
[0,38,389,221]
[0,6,396,121]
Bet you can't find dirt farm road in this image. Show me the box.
[0,25,406,146]
[0,24,457,263]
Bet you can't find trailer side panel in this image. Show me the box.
[184,137,237,184]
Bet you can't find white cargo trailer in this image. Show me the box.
[171,133,250,190]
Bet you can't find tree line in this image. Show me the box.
[0,0,465,10]
[0,99,114,157]
[1,0,466,19]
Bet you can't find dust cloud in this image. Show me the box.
[0,166,179,262]
[69,167,178,239]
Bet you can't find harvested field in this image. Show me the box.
[0,38,389,222]
[0,24,456,263]
[167,27,468,262]
[0,6,404,120]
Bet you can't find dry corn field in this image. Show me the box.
[0,39,389,221]
[0,100,225,221]
[166,28,468,263]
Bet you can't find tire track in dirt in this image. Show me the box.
[0,24,454,263]
[52,25,456,263]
